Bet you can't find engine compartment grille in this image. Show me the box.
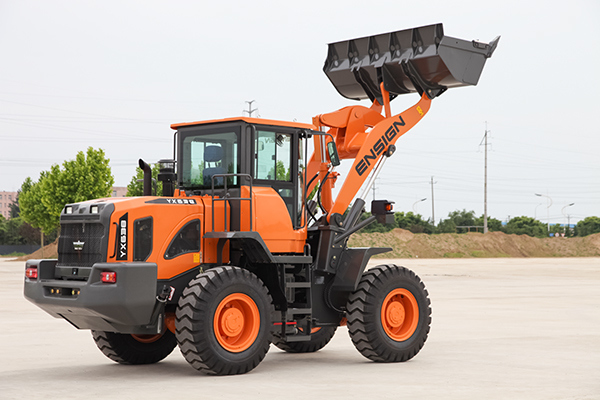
[58,222,106,268]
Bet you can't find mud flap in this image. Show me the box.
[326,247,391,311]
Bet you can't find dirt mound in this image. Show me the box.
[349,229,600,258]
[17,239,58,261]
[13,231,600,261]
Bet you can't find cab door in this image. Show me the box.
[251,127,307,253]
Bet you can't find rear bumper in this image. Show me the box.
[24,259,162,334]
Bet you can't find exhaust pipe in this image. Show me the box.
[139,159,152,196]
[324,23,500,102]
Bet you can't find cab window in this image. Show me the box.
[255,131,292,181]
[254,129,306,228]
[165,220,200,259]
[133,217,153,261]
[180,130,240,190]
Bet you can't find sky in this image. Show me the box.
[1,0,599,225]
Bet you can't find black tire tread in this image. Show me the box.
[175,266,273,375]
[346,264,431,362]
[91,330,177,365]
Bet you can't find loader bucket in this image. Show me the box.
[323,23,499,102]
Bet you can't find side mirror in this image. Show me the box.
[327,141,340,167]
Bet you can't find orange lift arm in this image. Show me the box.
[305,23,499,220]
[308,88,431,219]
[331,92,431,217]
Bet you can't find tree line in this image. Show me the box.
[3,147,600,247]
[358,208,600,238]
[1,148,113,247]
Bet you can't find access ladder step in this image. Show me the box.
[288,308,311,316]
[285,334,312,343]
[286,282,311,288]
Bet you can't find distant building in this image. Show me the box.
[111,187,127,198]
[0,191,17,219]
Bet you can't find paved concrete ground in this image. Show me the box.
[1,257,599,399]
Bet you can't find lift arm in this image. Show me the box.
[329,93,431,217]
[305,23,498,221]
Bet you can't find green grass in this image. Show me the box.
[470,250,487,257]
[443,252,464,258]
[1,252,26,257]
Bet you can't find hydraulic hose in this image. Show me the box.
[316,170,331,215]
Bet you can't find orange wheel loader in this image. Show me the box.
[24,24,499,375]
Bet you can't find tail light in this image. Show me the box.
[25,267,38,280]
[100,271,117,284]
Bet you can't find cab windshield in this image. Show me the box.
[180,129,240,190]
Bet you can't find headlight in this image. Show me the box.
[65,206,73,214]
[90,205,99,214]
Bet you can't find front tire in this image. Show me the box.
[91,330,177,365]
[175,266,273,375]
[346,264,431,362]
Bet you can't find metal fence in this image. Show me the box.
[0,245,40,255]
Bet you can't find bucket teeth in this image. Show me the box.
[324,23,499,101]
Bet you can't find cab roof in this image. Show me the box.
[170,117,316,131]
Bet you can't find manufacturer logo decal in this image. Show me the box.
[146,198,197,205]
[355,116,405,176]
[73,240,85,251]
[166,198,196,204]
[117,213,128,260]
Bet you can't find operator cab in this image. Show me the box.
[172,118,315,229]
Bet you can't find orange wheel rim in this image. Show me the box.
[381,288,419,341]
[131,334,162,343]
[214,293,260,353]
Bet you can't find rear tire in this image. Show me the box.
[272,326,337,353]
[91,330,177,365]
[346,264,431,362]
[175,266,273,375]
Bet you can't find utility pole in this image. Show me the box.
[480,122,490,233]
[372,180,376,202]
[430,176,437,226]
[243,100,258,117]
[562,203,575,236]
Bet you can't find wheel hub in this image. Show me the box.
[214,293,260,353]
[381,288,419,342]
[385,301,406,328]
[221,307,245,337]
